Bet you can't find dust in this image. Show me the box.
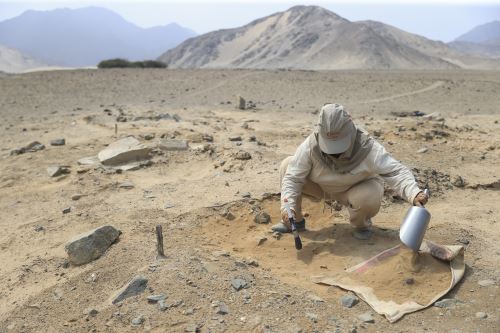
[349,246,451,304]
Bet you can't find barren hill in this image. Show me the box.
[159,5,460,70]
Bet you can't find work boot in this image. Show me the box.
[271,218,306,233]
[351,218,373,240]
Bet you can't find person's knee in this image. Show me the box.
[349,181,383,217]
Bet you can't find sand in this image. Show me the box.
[0,69,499,332]
[347,247,451,304]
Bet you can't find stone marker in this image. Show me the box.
[237,96,246,110]
[111,275,148,304]
[158,139,189,151]
[98,137,150,166]
[65,225,121,265]
[50,138,66,146]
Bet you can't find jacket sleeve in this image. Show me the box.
[369,141,421,204]
[281,138,313,212]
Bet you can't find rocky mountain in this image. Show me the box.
[448,21,500,58]
[159,5,463,70]
[0,44,46,73]
[0,7,196,67]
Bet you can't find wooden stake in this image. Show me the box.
[155,225,166,259]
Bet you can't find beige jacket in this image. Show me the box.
[281,134,421,211]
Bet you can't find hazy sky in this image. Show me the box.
[1,1,499,42]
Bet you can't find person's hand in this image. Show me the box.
[281,208,296,229]
[413,191,429,207]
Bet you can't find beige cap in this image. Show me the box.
[317,104,355,154]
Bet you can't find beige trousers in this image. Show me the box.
[280,156,384,229]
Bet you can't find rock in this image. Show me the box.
[241,192,251,198]
[423,112,444,121]
[143,134,155,141]
[257,236,267,246]
[229,136,242,142]
[237,96,246,110]
[34,225,45,232]
[272,231,282,240]
[65,225,121,265]
[216,302,229,315]
[231,278,247,291]
[47,166,70,177]
[158,299,168,311]
[452,175,467,188]
[10,141,46,155]
[405,278,415,285]
[249,135,257,142]
[241,122,249,129]
[147,294,166,303]
[417,147,428,154]
[306,312,318,323]
[98,137,150,166]
[50,138,66,146]
[71,194,83,201]
[357,312,374,323]
[77,156,100,166]
[254,211,270,224]
[222,211,235,220]
[62,207,71,214]
[119,181,135,189]
[341,294,359,308]
[478,279,495,287]
[434,298,463,308]
[131,315,144,326]
[234,150,251,160]
[158,139,189,151]
[307,294,324,303]
[111,275,148,304]
[185,324,199,332]
[245,258,259,267]
[212,250,230,257]
[84,308,99,317]
[475,312,487,319]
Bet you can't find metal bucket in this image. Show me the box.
[399,206,431,251]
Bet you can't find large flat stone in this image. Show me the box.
[158,139,189,151]
[65,225,121,265]
[98,137,150,166]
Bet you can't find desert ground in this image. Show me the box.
[0,68,499,332]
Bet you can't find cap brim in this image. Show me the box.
[318,131,352,154]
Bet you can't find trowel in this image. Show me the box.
[399,189,431,251]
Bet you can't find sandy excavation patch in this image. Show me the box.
[200,197,407,300]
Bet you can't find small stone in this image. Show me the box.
[357,312,374,323]
[222,211,235,220]
[213,250,230,257]
[254,211,270,224]
[71,194,83,201]
[34,225,45,232]
[50,138,66,146]
[272,231,282,240]
[478,279,495,287]
[131,316,144,326]
[241,192,251,198]
[475,312,487,319]
[158,138,189,151]
[143,134,155,141]
[307,294,324,303]
[257,236,267,246]
[229,136,242,142]
[241,122,249,129]
[231,278,247,291]
[84,308,99,317]
[452,175,467,188]
[217,302,229,315]
[47,166,70,177]
[245,258,259,267]
[306,312,318,323]
[249,135,257,142]
[147,294,166,303]
[119,181,135,189]
[185,324,199,332]
[111,275,148,304]
[341,294,359,308]
[62,207,71,214]
[417,147,428,154]
[234,150,251,160]
[434,298,462,308]
[405,278,415,285]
